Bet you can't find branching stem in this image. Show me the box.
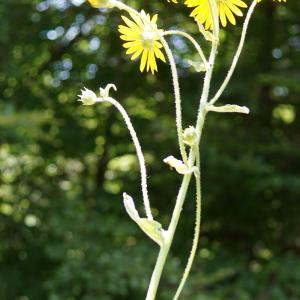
[173,145,202,300]
[145,21,218,298]
[209,0,257,105]
[163,30,208,67]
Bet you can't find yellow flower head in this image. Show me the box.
[185,0,248,29]
[118,11,166,74]
[257,0,286,2]
[88,0,113,8]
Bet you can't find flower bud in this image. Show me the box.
[78,88,98,106]
[99,83,117,98]
[183,126,198,147]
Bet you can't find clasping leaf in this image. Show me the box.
[123,193,165,247]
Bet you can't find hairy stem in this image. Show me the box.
[173,146,202,300]
[145,105,208,300]
[209,0,257,105]
[163,30,208,67]
[145,153,195,300]
[145,3,219,296]
[208,0,220,38]
[99,97,153,220]
[144,44,216,299]
[160,38,189,164]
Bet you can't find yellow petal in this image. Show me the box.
[140,49,148,72]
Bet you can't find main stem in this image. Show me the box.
[145,36,218,299]
[145,134,197,300]
[173,146,202,300]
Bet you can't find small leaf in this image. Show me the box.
[123,193,165,247]
[138,219,164,246]
[123,193,140,221]
[187,60,207,73]
[207,104,250,114]
[196,20,215,42]
[163,156,192,175]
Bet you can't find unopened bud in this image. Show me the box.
[78,88,98,106]
[99,83,117,98]
[183,126,198,147]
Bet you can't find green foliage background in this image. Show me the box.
[0,0,300,299]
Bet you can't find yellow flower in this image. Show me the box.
[185,0,248,29]
[257,0,286,2]
[88,0,113,8]
[118,11,166,74]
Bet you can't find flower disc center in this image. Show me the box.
[142,30,156,48]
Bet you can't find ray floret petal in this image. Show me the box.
[87,0,115,8]
[257,0,287,2]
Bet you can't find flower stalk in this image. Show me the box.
[79,86,153,220]
[209,0,257,105]
[163,30,208,67]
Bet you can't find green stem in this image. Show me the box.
[144,17,219,299]
[145,21,219,300]
[145,152,195,300]
[173,146,202,300]
[163,30,208,67]
[99,97,153,220]
[208,0,220,38]
[209,0,257,105]
[145,247,169,300]
[145,97,210,300]
[160,38,189,164]
[145,107,207,300]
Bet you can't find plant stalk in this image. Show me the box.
[144,11,219,297]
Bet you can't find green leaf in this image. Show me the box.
[187,60,207,73]
[137,219,164,247]
[123,193,165,246]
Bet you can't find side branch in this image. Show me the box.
[209,0,257,105]
[163,30,208,67]
[100,96,153,220]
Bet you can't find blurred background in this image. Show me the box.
[0,0,300,299]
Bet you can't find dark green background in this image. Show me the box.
[0,0,299,299]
